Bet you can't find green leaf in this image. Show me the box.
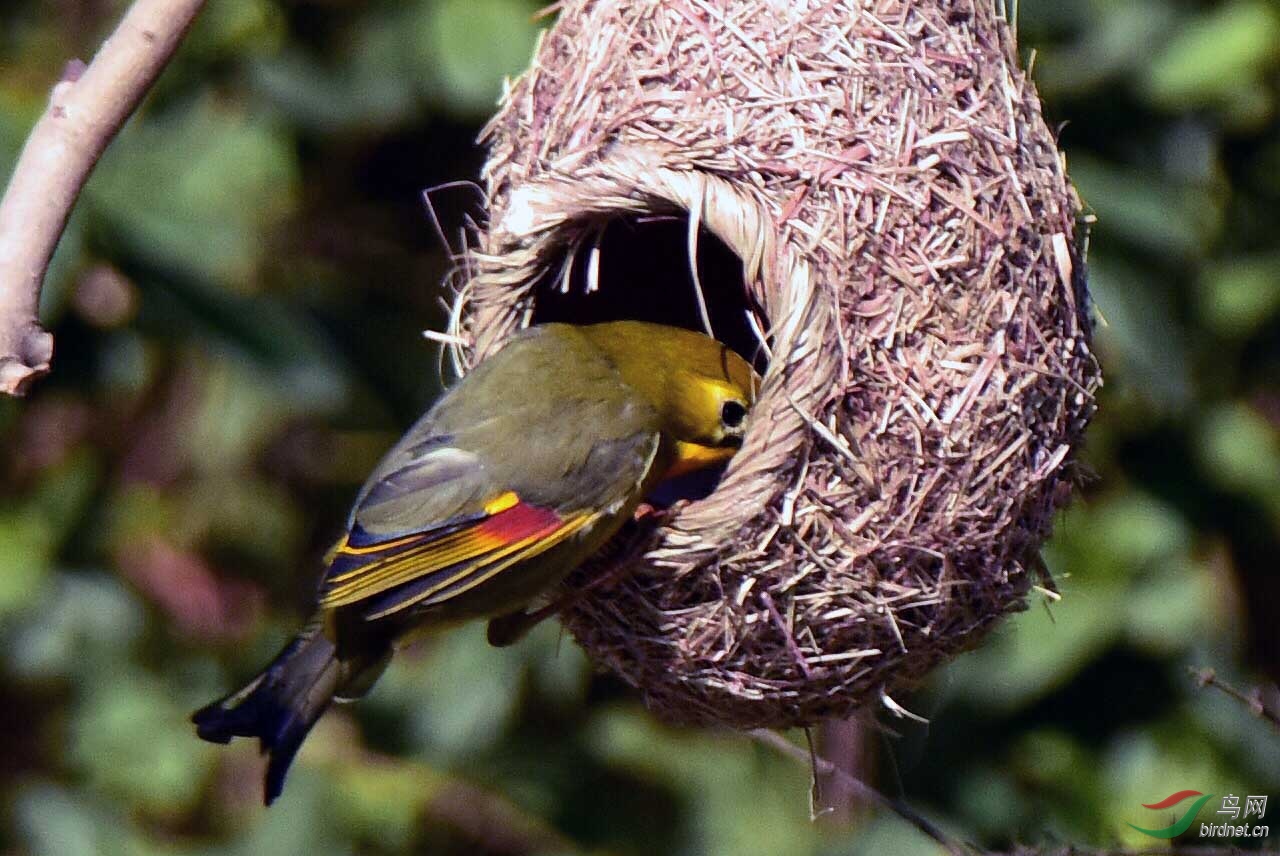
[1084,493,1192,569]
[1124,557,1222,654]
[587,710,820,856]
[381,623,525,760]
[0,512,54,615]
[327,757,432,851]
[186,356,292,473]
[15,785,121,856]
[87,97,298,289]
[1035,2,1176,96]
[943,583,1128,713]
[523,618,590,707]
[9,574,146,680]
[1197,254,1280,338]
[419,0,542,115]
[101,484,183,553]
[230,770,351,856]
[829,813,951,856]
[1085,256,1193,412]
[248,12,419,132]
[39,206,88,324]
[1070,156,1221,258]
[1196,402,1280,502]
[0,90,39,178]
[180,476,301,568]
[1144,1,1280,109]
[69,674,215,814]
[30,450,100,539]
[950,766,1028,838]
[0,452,99,613]
[184,0,284,60]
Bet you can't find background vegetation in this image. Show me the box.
[1,0,1278,853]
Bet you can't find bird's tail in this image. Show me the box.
[192,621,346,805]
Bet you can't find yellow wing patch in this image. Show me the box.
[483,491,520,514]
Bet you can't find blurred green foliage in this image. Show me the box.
[1,0,1278,854]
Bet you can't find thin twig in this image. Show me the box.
[756,728,1278,856]
[749,728,971,856]
[1192,667,1280,732]
[0,0,206,395]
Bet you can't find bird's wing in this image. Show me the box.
[317,431,661,621]
[319,488,598,620]
[316,325,669,620]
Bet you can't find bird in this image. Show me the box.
[192,320,758,804]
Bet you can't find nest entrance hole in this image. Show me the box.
[528,214,769,373]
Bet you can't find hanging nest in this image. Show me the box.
[449,0,1101,728]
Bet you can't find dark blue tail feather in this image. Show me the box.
[193,628,341,805]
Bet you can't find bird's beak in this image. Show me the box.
[664,440,738,480]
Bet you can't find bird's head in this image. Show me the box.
[580,321,759,450]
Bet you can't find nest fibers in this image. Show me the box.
[449,0,1100,728]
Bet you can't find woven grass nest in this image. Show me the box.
[448,0,1101,728]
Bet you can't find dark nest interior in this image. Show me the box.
[529,214,768,375]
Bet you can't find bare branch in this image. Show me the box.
[755,726,1276,856]
[1193,667,1280,732]
[748,728,972,856]
[0,0,206,395]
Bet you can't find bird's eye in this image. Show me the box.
[721,400,748,429]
